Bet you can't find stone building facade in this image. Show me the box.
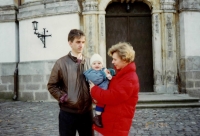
[0,0,200,101]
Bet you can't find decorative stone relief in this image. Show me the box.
[166,70,176,84]
[160,0,176,10]
[82,0,98,12]
[100,16,104,37]
[166,14,173,59]
[179,0,200,10]
[88,16,94,55]
[155,71,162,85]
[154,14,159,33]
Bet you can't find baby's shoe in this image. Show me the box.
[93,114,103,128]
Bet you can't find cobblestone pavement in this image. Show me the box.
[0,101,200,136]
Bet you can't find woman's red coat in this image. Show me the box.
[91,62,140,136]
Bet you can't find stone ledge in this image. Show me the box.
[0,6,17,22]
[17,1,80,21]
[179,0,200,11]
[0,63,17,76]
[18,60,55,75]
[0,5,17,10]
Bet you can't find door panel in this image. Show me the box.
[129,17,153,92]
[106,17,128,69]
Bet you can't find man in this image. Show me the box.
[47,29,93,136]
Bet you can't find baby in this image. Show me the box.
[83,53,115,128]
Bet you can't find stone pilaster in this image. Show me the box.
[98,11,106,66]
[160,0,178,93]
[152,10,165,93]
[82,0,99,57]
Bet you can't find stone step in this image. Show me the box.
[138,99,199,104]
[136,102,200,109]
[137,93,200,108]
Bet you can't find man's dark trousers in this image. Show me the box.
[59,109,94,136]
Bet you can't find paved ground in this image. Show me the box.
[0,101,200,136]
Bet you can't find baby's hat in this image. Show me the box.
[90,53,103,66]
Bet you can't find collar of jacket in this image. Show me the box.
[115,62,136,77]
[68,51,85,64]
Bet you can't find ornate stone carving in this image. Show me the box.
[82,0,98,12]
[160,0,176,10]
[166,70,176,84]
[154,14,159,33]
[166,14,173,59]
[100,16,104,37]
[155,71,162,85]
[88,16,94,55]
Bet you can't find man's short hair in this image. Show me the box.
[68,29,85,42]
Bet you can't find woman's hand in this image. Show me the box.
[89,80,95,92]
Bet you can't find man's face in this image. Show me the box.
[69,36,85,54]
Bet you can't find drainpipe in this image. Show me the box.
[13,63,18,100]
[13,26,19,100]
[13,2,20,100]
[13,23,19,100]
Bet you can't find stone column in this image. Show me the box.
[160,0,178,93]
[152,10,165,93]
[82,0,99,57]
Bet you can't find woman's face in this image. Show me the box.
[112,52,128,70]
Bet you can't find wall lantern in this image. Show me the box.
[32,21,52,48]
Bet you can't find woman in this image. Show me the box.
[89,42,140,136]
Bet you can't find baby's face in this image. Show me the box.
[91,61,103,70]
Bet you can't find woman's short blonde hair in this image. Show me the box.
[108,42,135,63]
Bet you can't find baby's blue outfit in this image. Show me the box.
[84,68,115,112]
[83,68,109,90]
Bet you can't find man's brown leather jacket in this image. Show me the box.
[47,52,92,114]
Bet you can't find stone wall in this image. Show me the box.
[0,63,16,99]
[179,0,200,98]
[0,61,57,101]
[18,60,56,101]
[180,57,200,97]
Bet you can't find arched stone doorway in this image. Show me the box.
[82,0,178,94]
[105,2,153,92]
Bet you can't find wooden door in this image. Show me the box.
[106,2,154,92]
